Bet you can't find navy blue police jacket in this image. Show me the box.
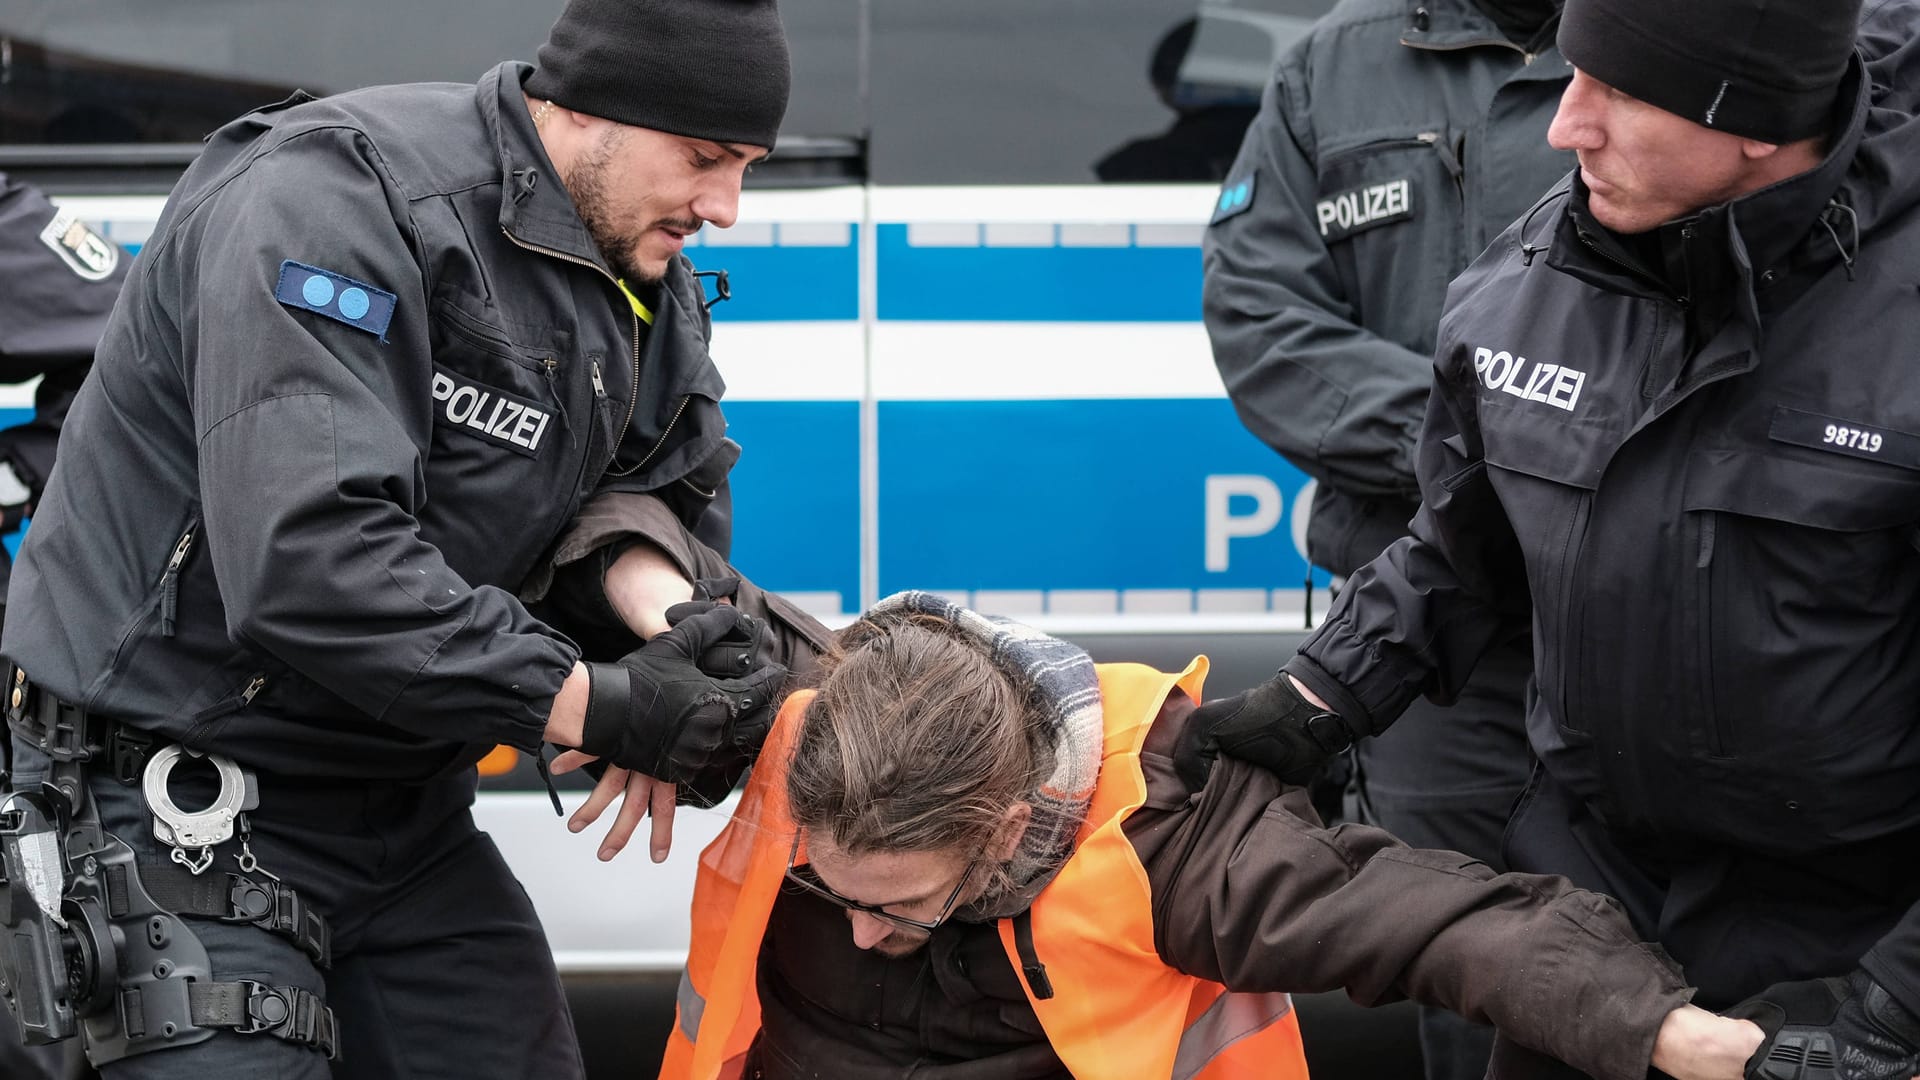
[1204,0,1574,579]
[1,63,737,780]
[1286,4,1920,1008]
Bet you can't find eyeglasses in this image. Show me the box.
[783,833,979,934]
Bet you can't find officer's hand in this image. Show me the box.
[576,605,786,787]
[1726,970,1920,1080]
[1172,674,1357,789]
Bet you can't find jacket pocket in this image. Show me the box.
[90,513,202,703]
[1681,449,1920,763]
[1316,128,1464,349]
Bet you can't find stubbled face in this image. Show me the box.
[562,123,766,285]
[1547,68,1758,234]
[806,840,977,959]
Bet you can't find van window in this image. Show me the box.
[0,0,862,186]
[867,0,1327,185]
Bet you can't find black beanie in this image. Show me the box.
[525,0,791,149]
[1558,0,1860,143]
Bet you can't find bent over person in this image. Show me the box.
[1184,0,1920,1077]
[656,592,1765,1080]
[0,0,826,1076]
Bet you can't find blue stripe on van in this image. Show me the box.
[875,224,1202,323]
[875,398,1315,593]
[723,400,861,602]
[0,407,29,557]
[698,232,860,323]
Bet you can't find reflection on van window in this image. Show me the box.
[867,0,1330,185]
[0,0,858,147]
[1094,18,1258,183]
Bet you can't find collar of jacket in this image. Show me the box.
[1400,0,1562,59]
[481,63,607,269]
[1549,51,1870,310]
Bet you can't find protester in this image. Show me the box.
[652,592,1765,1080]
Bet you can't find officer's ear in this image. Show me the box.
[985,803,1031,864]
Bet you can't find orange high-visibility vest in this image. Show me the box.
[658,657,1311,1080]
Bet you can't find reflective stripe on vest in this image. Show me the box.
[676,971,704,1043]
[1172,990,1296,1080]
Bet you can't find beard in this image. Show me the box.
[564,129,664,286]
[868,928,934,959]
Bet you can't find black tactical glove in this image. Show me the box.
[1172,674,1358,790]
[578,604,787,786]
[1728,970,1920,1080]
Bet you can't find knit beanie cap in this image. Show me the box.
[525,0,790,149]
[1558,0,1860,143]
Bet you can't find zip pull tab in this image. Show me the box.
[240,675,268,705]
[589,360,607,399]
[532,746,564,817]
[159,529,195,637]
[1418,131,1464,185]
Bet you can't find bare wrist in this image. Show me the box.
[1649,1005,1763,1080]
[603,542,692,638]
[1286,674,1334,711]
[542,662,592,747]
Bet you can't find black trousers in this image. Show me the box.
[1353,639,1533,1080]
[10,739,585,1080]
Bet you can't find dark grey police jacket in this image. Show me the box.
[3,63,736,780]
[1288,4,1920,1003]
[1203,0,1573,577]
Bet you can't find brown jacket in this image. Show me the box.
[524,490,835,669]
[749,691,1691,1080]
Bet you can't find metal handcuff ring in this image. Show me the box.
[141,744,251,875]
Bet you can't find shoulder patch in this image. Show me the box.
[38,207,121,282]
[275,260,397,341]
[1210,174,1256,226]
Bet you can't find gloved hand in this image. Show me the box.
[1172,674,1357,790]
[577,604,787,786]
[1727,970,1920,1079]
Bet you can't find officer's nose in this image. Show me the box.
[693,173,743,231]
[1548,68,1606,153]
[847,911,894,952]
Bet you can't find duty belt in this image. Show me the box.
[5,667,333,966]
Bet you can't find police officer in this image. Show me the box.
[1186,0,1920,1076]
[1201,4,1569,1076]
[0,0,828,1076]
[0,173,127,623]
[0,169,127,1080]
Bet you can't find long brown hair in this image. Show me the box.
[785,614,1055,868]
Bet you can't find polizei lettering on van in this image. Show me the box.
[1315,179,1412,241]
[1472,347,1586,412]
[431,369,552,458]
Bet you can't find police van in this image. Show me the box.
[0,0,1419,1073]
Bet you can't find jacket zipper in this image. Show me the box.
[499,228,642,465]
[613,394,691,478]
[1692,513,1731,756]
[183,673,269,750]
[1554,497,1593,735]
[158,528,195,637]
